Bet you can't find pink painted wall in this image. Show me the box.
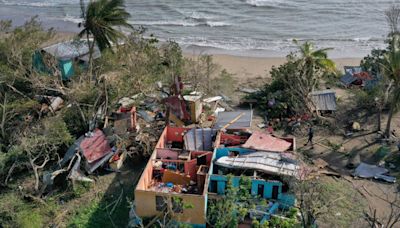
[184,159,198,181]
[156,148,179,159]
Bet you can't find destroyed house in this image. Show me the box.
[135,126,220,227]
[33,40,101,80]
[208,132,298,220]
[340,66,380,89]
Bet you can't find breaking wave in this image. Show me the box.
[132,20,230,27]
[245,0,286,7]
[0,0,80,7]
[61,15,83,24]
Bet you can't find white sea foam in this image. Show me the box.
[245,0,285,7]
[132,20,229,27]
[178,10,215,20]
[132,20,199,27]
[0,0,392,57]
[62,15,83,24]
[0,0,80,7]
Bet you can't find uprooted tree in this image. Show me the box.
[248,41,336,118]
[357,5,400,138]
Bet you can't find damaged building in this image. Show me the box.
[134,126,219,227]
[134,119,301,226]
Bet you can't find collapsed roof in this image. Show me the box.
[215,151,300,178]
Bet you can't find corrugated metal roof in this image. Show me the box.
[80,129,112,163]
[213,110,253,129]
[341,66,363,86]
[215,151,299,177]
[43,40,101,61]
[310,90,336,111]
[184,128,217,151]
[340,73,357,85]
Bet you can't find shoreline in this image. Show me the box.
[183,53,361,80]
[47,31,362,80]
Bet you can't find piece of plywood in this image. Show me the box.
[169,113,185,127]
[162,169,191,185]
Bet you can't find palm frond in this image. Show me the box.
[82,0,133,51]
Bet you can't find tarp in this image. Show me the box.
[213,110,253,129]
[215,151,299,177]
[184,128,217,151]
[354,163,396,183]
[242,131,292,152]
[81,129,112,163]
[354,162,388,178]
[310,90,336,111]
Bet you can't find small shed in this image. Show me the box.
[183,95,202,123]
[33,40,101,80]
[310,90,336,112]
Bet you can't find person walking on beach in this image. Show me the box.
[305,126,314,148]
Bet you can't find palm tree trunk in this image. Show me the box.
[385,103,395,138]
[378,107,382,132]
[86,32,95,83]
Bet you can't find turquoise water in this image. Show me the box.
[0,0,395,57]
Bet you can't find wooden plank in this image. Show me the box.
[169,113,184,127]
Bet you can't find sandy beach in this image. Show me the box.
[184,53,362,84]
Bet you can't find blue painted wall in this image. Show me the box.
[33,52,77,80]
[251,179,283,199]
[215,147,255,159]
[210,174,282,199]
[278,193,296,209]
[209,147,296,209]
[59,59,74,80]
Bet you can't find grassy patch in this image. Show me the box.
[0,191,59,228]
[317,177,365,227]
[68,194,130,228]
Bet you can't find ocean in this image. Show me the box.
[0,0,396,57]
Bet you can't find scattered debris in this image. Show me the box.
[352,122,361,131]
[239,88,260,94]
[203,96,222,103]
[347,153,361,169]
[313,158,328,169]
[353,162,396,183]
